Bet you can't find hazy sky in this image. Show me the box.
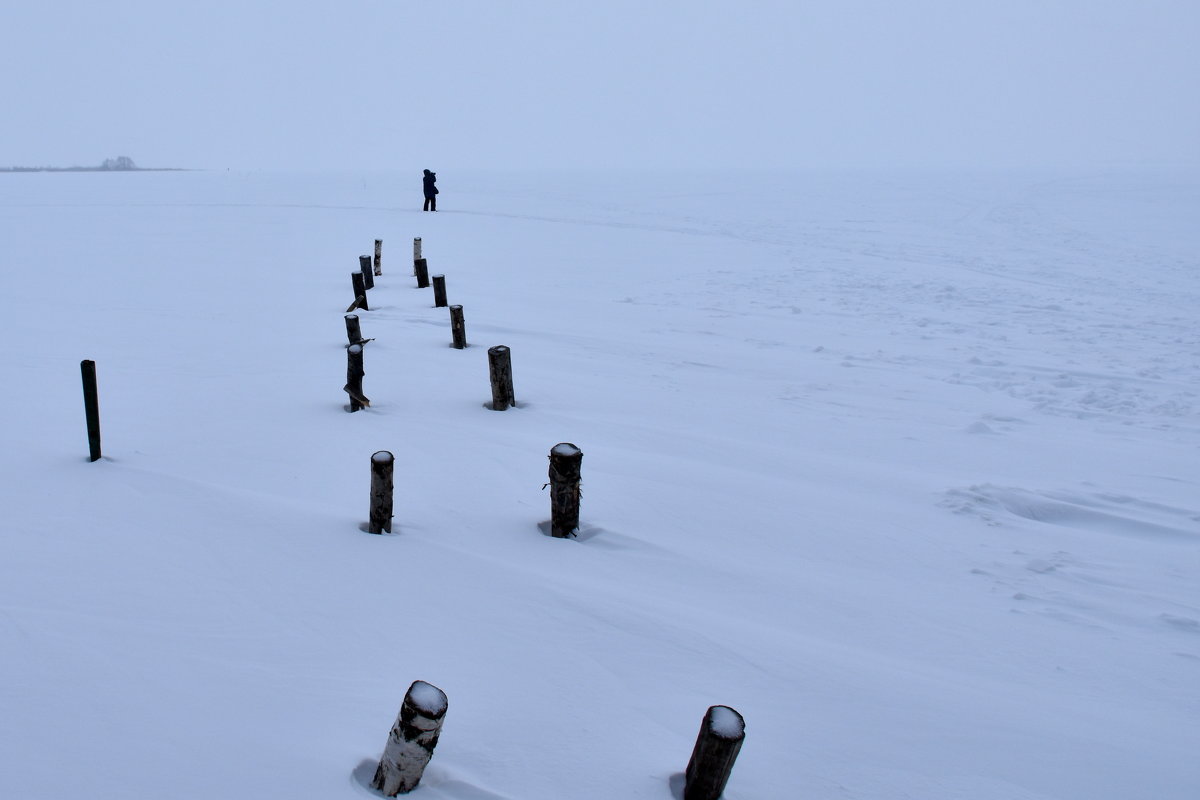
[3,0,1197,170]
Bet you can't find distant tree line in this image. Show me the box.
[100,156,137,170]
[1,156,184,173]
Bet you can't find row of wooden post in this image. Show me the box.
[428,269,458,351]
[367,442,582,538]
[370,679,744,798]
[343,241,383,410]
[79,240,501,453]
[411,243,464,349]
[347,240,382,313]
[341,237,518,412]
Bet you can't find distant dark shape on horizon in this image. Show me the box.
[1,156,150,173]
[100,156,137,171]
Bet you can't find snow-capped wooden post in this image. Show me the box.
[351,272,369,311]
[80,359,102,462]
[345,344,368,411]
[368,450,394,534]
[487,346,515,411]
[345,314,363,345]
[548,443,582,537]
[432,274,448,308]
[371,680,448,795]
[449,305,467,349]
[412,237,422,274]
[359,255,375,290]
[414,258,430,289]
[374,239,383,276]
[683,706,745,800]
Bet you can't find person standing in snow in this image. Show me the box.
[422,169,438,211]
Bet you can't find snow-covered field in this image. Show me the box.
[1,168,1197,799]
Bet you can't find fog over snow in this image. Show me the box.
[2,1,1198,171]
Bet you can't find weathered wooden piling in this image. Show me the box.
[371,680,449,796]
[345,344,368,411]
[374,239,383,276]
[359,255,375,290]
[548,443,582,537]
[368,450,394,534]
[414,258,430,289]
[684,706,745,800]
[80,360,102,462]
[345,314,363,345]
[413,237,422,265]
[352,272,369,311]
[449,305,467,349]
[487,345,515,411]
[432,274,447,308]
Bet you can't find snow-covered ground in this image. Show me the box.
[1,168,1197,799]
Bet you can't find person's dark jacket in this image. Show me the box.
[422,170,437,199]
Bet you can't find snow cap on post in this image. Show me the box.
[406,680,448,717]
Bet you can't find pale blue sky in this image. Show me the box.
[2,0,1197,170]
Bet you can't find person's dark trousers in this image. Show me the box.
[423,196,436,211]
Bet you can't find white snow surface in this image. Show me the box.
[1,168,1197,799]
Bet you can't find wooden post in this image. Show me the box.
[359,255,375,290]
[368,450,394,534]
[432,275,447,308]
[414,258,430,289]
[684,706,745,800]
[345,344,369,411]
[352,272,369,311]
[449,305,467,349]
[345,314,363,345]
[487,345,515,411]
[413,237,422,263]
[374,239,383,276]
[371,680,448,796]
[80,360,102,462]
[548,443,582,537]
